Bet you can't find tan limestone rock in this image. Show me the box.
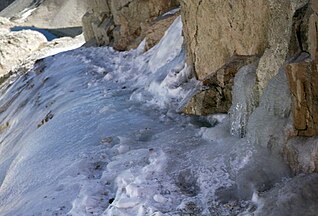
[139,13,179,51]
[180,0,269,81]
[82,0,179,50]
[285,54,318,136]
[180,0,313,91]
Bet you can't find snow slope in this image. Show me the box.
[0,16,317,216]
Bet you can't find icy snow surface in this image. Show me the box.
[0,16,311,216]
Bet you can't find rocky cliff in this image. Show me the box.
[82,0,179,50]
[181,0,317,114]
[180,0,318,173]
[0,0,89,29]
[81,1,318,173]
[0,0,15,12]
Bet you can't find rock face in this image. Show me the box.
[82,0,179,50]
[180,0,269,81]
[0,0,89,29]
[286,54,318,137]
[0,0,15,12]
[180,0,318,173]
[254,0,309,93]
[285,2,318,137]
[181,0,315,114]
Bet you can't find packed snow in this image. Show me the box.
[0,16,317,216]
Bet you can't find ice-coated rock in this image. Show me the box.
[229,63,259,138]
[246,69,292,152]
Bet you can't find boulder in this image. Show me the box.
[0,30,47,76]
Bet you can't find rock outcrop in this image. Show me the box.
[181,0,316,114]
[82,0,179,50]
[0,30,47,76]
[0,17,85,78]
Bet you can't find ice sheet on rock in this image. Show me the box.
[246,69,292,152]
[129,16,199,110]
[229,64,258,138]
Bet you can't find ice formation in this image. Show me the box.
[0,16,317,216]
